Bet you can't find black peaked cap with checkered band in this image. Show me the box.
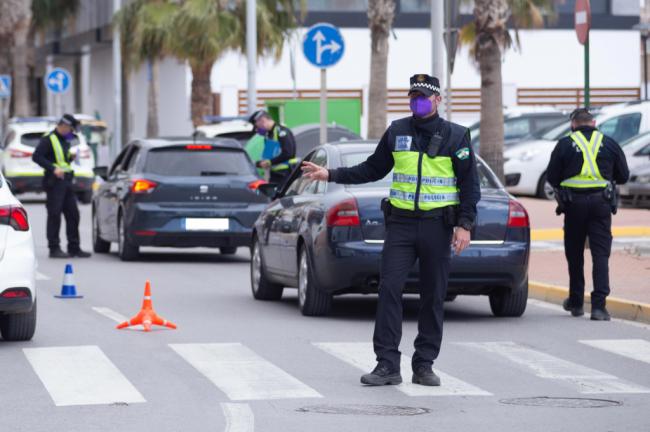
[408,74,441,97]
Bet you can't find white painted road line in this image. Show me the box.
[36,272,50,281]
[314,342,491,396]
[221,403,254,432]
[23,345,146,406]
[460,341,650,394]
[580,339,650,365]
[92,306,129,324]
[169,343,322,401]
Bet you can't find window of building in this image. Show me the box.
[306,0,367,11]
[611,0,640,16]
[555,0,608,14]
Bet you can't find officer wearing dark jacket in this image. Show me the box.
[32,114,91,258]
[249,110,297,184]
[302,74,480,386]
[546,108,629,321]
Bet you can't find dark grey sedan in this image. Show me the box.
[251,142,530,317]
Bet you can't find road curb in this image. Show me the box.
[529,280,650,324]
[531,226,650,241]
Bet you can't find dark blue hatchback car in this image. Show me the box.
[251,142,530,317]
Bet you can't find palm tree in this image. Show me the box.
[0,0,32,117]
[170,0,302,127]
[462,0,554,181]
[367,0,395,139]
[115,0,177,137]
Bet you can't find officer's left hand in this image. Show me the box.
[452,227,471,255]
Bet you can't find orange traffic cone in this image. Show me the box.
[116,280,177,332]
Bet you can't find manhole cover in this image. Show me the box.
[297,404,430,416]
[500,397,621,409]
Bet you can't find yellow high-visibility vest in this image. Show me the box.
[49,134,72,172]
[560,130,609,189]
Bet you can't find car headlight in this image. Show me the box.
[636,175,650,184]
[516,149,541,162]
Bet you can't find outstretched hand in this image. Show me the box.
[301,161,329,181]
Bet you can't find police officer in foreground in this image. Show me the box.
[32,114,91,258]
[249,110,298,185]
[302,74,480,386]
[546,108,629,321]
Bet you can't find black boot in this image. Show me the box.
[412,364,441,386]
[591,307,611,321]
[49,248,70,258]
[68,248,92,258]
[360,363,402,386]
[563,298,584,317]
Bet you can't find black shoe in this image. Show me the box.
[49,248,70,258]
[562,298,584,317]
[68,249,92,258]
[412,364,441,387]
[591,307,611,321]
[360,364,402,386]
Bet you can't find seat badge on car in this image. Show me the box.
[199,185,209,194]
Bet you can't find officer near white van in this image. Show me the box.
[302,74,480,387]
[547,108,629,321]
[32,114,91,258]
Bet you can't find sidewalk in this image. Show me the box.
[519,197,650,322]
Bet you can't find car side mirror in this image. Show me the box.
[257,183,280,199]
[93,166,108,180]
[4,178,13,191]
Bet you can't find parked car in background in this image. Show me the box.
[289,123,361,157]
[621,131,650,173]
[620,134,650,208]
[504,101,650,199]
[91,137,269,261]
[0,171,37,341]
[469,109,566,151]
[251,141,530,318]
[195,119,255,142]
[0,117,96,203]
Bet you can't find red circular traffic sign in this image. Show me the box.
[575,0,591,45]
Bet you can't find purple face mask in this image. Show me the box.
[63,132,75,141]
[409,95,433,118]
[256,127,267,136]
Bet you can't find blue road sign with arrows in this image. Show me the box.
[45,68,71,94]
[0,75,11,99]
[303,23,345,68]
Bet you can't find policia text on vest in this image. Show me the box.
[301,73,480,387]
[546,109,629,321]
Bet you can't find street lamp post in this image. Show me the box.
[633,23,650,101]
[246,0,257,115]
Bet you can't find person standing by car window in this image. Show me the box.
[32,114,91,258]
[301,74,480,387]
[546,108,629,321]
[249,110,298,185]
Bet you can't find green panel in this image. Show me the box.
[264,98,361,135]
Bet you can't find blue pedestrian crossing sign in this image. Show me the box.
[0,75,11,99]
[303,23,345,68]
[45,68,71,94]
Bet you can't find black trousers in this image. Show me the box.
[374,214,453,372]
[45,178,80,251]
[563,192,612,309]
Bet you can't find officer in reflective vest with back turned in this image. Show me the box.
[249,110,298,185]
[302,74,480,387]
[546,108,629,321]
[32,114,92,258]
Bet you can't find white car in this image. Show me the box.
[194,119,254,141]
[504,101,650,199]
[621,131,650,173]
[0,117,96,203]
[0,171,37,341]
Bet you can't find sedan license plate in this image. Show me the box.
[184,218,229,231]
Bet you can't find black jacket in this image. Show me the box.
[546,126,629,191]
[263,123,296,167]
[328,114,481,226]
[32,130,75,179]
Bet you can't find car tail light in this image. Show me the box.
[248,179,267,191]
[134,230,156,236]
[131,179,157,194]
[185,144,213,150]
[0,205,30,231]
[8,148,32,158]
[327,199,360,227]
[507,200,529,228]
[1,289,30,298]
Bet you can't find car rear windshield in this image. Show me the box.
[144,147,255,176]
[341,151,500,190]
[20,132,80,147]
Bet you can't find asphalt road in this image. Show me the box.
[2,197,650,432]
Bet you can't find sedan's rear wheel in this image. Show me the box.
[298,247,332,316]
[0,300,36,341]
[250,237,283,300]
[118,214,139,261]
[537,173,555,200]
[92,210,111,253]
[489,278,528,317]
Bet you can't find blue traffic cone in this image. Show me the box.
[54,264,83,299]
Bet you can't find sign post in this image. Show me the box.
[0,75,12,137]
[45,67,72,117]
[575,0,591,109]
[303,23,345,144]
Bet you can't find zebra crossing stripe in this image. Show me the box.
[221,403,254,432]
[314,342,491,396]
[459,341,650,394]
[92,306,129,324]
[580,339,650,365]
[169,343,322,401]
[23,346,146,406]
